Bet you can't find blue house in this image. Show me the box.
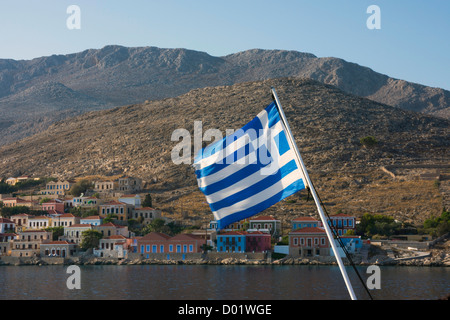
[331,236,363,257]
[292,217,321,230]
[216,232,246,253]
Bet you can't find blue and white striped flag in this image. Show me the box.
[194,101,307,230]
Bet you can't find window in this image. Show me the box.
[176,245,181,253]
[293,238,298,245]
[146,245,150,252]
[152,245,157,253]
[321,238,326,245]
[183,245,187,253]
[314,238,318,245]
[343,220,347,227]
[189,245,193,252]
[160,245,164,253]
[300,238,304,245]
[169,245,173,252]
[348,220,353,227]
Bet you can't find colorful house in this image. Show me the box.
[328,213,356,236]
[216,231,247,253]
[42,199,65,214]
[137,232,203,258]
[245,231,272,253]
[292,216,321,230]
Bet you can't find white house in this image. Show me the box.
[80,216,103,226]
[118,194,141,208]
[0,218,15,233]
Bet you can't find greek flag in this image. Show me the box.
[194,101,307,230]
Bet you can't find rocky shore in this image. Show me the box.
[1,251,449,267]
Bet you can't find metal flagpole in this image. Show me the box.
[271,87,357,300]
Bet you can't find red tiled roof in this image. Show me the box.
[101,201,127,206]
[290,227,326,234]
[103,235,127,240]
[250,215,276,221]
[58,213,76,218]
[134,207,156,211]
[140,232,171,241]
[81,216,102,220]
[292,216,319,221]
[170,234,202,241]
[0,218,14,224]
[42,241,71,245]
[66,224,92,228]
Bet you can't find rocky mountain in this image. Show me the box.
[0,78,448,224]
[0,45,448,146]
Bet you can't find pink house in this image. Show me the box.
[245,231,272,253]
[289,227,331,257]
[42,199,65,214]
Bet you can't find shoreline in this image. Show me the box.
[1,254,449,267]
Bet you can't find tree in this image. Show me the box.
[70,180,94,197]
[360,136,378,148]
[80,230,103,250]
[103,214,118,224]
[45,226,64,241]
[142,193,153,207]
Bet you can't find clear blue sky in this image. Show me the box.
[0,0,448,90]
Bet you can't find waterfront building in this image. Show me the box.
[11,230,52,257]
[289,227,331,258]
[244,230,272,253]
[40,241,77,258]
[216,231,247,253]
[137,232,203,257]
[94,235,130,258]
